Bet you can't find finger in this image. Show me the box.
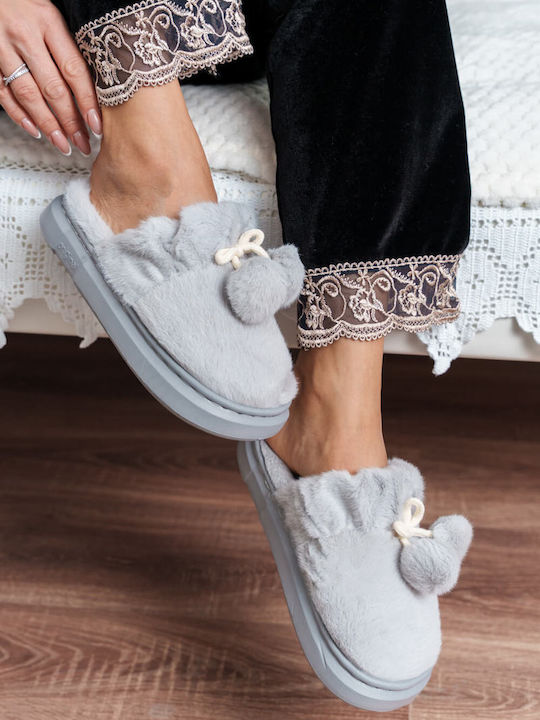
[43,13,102,138]
[0,82,41,139]
[23,44,92,156]
[0,27,73,155]
[2,60,71,155]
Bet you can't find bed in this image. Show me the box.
[1,0,539,371]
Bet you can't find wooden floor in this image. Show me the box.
[0,334,539,720]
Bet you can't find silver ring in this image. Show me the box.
[3,63,31,87]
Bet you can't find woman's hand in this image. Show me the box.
[0,0,101,155]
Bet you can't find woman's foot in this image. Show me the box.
[267,337,388,476]
[89,82,217,234]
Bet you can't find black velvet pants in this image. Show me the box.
[54,0,471,346]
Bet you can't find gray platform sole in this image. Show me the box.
[237,440,433,712]
[40,197,290,440]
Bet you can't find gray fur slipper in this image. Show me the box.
[40,179,304,440]
[237,440,473,712]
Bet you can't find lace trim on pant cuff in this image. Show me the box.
[75,0,254,106]
[297,254,462,348]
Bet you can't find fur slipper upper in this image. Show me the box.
[64,179,304,409]
[261,443,473,683]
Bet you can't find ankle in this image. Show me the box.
[89,82,218,232]
[294,360,383,436]
[89,149,176,232]
[268,417,387,476]
[92,144,176,203]
[268,388,387,475]
[267,339,387,475]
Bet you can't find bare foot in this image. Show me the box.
[89,83,217,234]
[267,338,388,476]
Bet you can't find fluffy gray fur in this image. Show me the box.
[63,178,304,408]
[65,179,178,305]
[272,457,425,544]
[173,200,259,267]
[400,515,473,596]
[260,442,472,682]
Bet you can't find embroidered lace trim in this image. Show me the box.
[75,0,254,106]
[297,255,462,347]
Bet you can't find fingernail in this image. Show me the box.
[49,129,72,156]
[86,108,102,139]
[73,130,92,157]
[21,117,41,139]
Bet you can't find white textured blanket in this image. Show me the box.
[449,0,540,207]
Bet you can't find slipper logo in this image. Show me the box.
[214,228,269,270]
[393,497,433,547]
[56,242,79,270]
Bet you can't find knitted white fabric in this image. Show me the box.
[0,0,538,367]
[448,0,540,207]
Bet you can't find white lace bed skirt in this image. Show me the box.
[1,162,539,373]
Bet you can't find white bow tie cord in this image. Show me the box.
[214,228,269,270]
[392,497,433,547]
